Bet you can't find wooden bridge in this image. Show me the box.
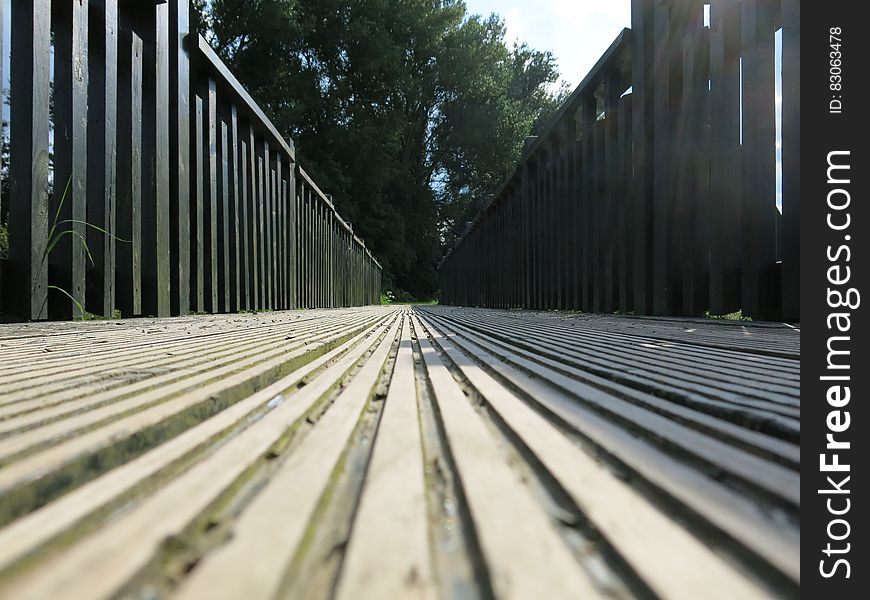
[0,0,799,599]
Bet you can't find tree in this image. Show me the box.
[197,0,564,298]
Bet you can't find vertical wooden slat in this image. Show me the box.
[240,136,251,310]
[248,126,260,310]
[116,30,143,317]
[287,162,297,309]
[680,26,710,316]
[603,74,620,314]
[50,0,89,319]
[138,1,171,317]
[86,0,119,318]
[780,0,800,321]
[708,0,742,314]
[0,0,4,307]
[741,0,778,319]
[9,0,52,320]
[263,142,272,309]
[276,156,284,309]
[631,0,655,315]
[651,3,674,315]
[206,77,218,312]
[230,106,241,312]
[169,0,190,316]
[581,98,596,312]
[218,118,230,312]
[617,93,633,311]
[193,93,205,312]
[257,154,266,307]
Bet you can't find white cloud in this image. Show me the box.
[503,8,524,44]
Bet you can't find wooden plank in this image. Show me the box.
[230,106,241,312]
[0,311,396,598]
[239,125,251,311]
[680,27,710,316]
[174,316,400,600]
[264,144,273,310]
[116,31,144,317]
[651,3,674,316]
[602,74,620,313]
[580,99,596,312]
[169,0,191,316]
[279,167,286,308]
[247,126,260,310]
[617,94,633,311]
[85,0,119,318]
[418,316,772,600]
[708,0,743,315]
[192,94,205,312]
[218,119,231,312]
[206,78,219,312]
[49,0,89,320]
[630,0,655,315]
[143,1,171,318]
[411,314,602,599]
[8,0,52,320]
[780,0,799,321]
[336,315,433,599]
[740,0,778,320]
[257,155,266,308]
[0,311,394,577]
[416,307,799,588]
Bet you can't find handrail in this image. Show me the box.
[192,34,295,161]
[442,28,632,266]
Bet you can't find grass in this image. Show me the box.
[31,178,130,320]
[705,309,752,321]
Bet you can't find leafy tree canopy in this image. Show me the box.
[196,0,567,298]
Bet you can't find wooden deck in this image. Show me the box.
[0,306,799,599]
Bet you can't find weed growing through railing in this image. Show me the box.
[36,178,129,319]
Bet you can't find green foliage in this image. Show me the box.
[705,310,752,321]
[0,223,8,260]
[197,0,564,298]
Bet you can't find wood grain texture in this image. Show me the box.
[0,307,798,598]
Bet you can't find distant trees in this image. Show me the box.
[197,0,565,298]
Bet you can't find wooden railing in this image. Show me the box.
[439,0,799,321]
[0,0,381,321]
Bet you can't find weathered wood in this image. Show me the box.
[116,31,144,317]
[3,4,380,323]
[708,0,742,315]
[740,0,778,320]
[193,94,206,312]
[169,0,191,316]
[141,1,172,318]
[680,26,710,316]
[206,78,219,313]
[218,118,231,312]
[86,0,119,318]
[240,138,251,311]
[230,105,241,312]
[8,0,52,320]
[49,0,89,320]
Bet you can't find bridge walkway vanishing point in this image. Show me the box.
[0,305,799,599]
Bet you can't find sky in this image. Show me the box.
[463,0,632,88]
